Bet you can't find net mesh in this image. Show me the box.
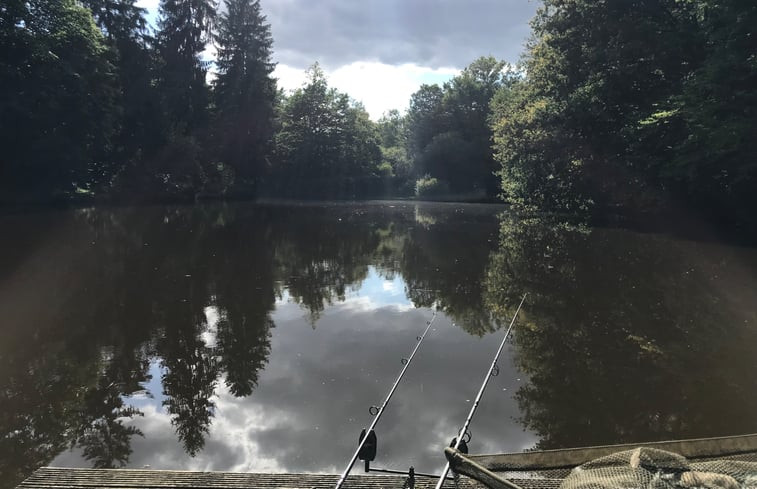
[557,448,757,489]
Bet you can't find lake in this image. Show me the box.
[2,201,756,488]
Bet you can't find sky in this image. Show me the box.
[135,0,539,119]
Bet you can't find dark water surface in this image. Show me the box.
[2,201,756,488]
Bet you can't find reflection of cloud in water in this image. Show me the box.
[201,306,219,348]
[257,301,535,474]
[335,295,415,315]
[52,297,535,474]
[348,267,410,306]
[275,289,291,306]
[275,267,414,323]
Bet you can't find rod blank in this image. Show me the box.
[334,309,438,489]
[434,293,528,489]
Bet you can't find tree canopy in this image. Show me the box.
[0,0,118,201]
[1,0,756,230]
[213,0,276,193]
[272,64,382,198]
[405,56,513,199]
[490,0,757,228]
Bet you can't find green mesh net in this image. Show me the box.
[559,448,757,489]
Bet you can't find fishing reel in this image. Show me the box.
[449,431,471,454]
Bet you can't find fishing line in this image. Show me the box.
[433,293,528,489]
[334,308,439,489]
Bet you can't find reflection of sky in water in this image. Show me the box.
[8,201,757,488]
[348,268,412,307]
[53,267,536,474]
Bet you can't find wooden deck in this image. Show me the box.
[18,467,563,489]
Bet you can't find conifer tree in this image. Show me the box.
[156,0,217,133]
[81,0,162,185]
[213,0,276,191]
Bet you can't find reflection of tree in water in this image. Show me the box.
[0,201,632,484]
[271,206,380,324]
[217,315,274,397]
[484,216,757,449]
[74,375,145,468]
[395,205,501,335]
[160,331,219,457]
[1,348,94,486]
[0,205,280,486]
[147,205,278,455]
[209,210,278,397]
[0,208,157,488]
[0,334,149,485]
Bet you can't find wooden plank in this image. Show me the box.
[444,448,523,489]
[17,467,562,489]
[467,433,757,471]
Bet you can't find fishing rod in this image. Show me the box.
[433,293,528,489]
[334,308,439,489]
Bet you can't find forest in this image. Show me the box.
[1,0,755,227]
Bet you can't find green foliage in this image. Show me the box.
[75,378,144,468]
[407,84,447,162]
[213,0,277,192]
[145,134,208,197]
[271,64,383,198]
[81,0,147,42]
[376,110,413,193]
[381,147,410,178]
[377,161,394,178]
[156,0,216,134]
[492,0,701,211]
[406,56,512,198]
[484,215,757,448]
[82,0,163,188]
[414,175,449,198]
[377,109,406,148]
[0,0,119,201]
[663,0,757,222]
[4,0,756,223]
[491,80,590,211]
[492,0,757,227]
[417,131,478,191]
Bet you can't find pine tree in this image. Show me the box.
[81,0,147,42]
[81,0,163,186]
[156,0,217,134]
[213,0,276,191]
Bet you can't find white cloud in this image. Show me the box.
[135,0,160,27]
[274,61,458,120]
[209,383,288,473]
[262,0,536,70]
[201,306,219,348]
[335,294,416,314]
[135,0,159,9]
[272,64,309,92]
[130,1,462,118]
